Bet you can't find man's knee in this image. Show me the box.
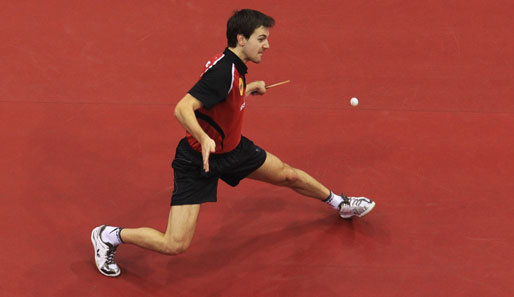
[161,240,191,255]
[280,165,300,187]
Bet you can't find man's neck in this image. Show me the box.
[228,47,247,63]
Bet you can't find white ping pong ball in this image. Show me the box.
[350,97,359,106]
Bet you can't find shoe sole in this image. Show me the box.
[91,226,120,277]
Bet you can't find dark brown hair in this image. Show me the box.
[226,9,275,47]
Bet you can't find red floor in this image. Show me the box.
[2,1,514,296]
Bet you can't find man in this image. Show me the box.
[91,9,375,277]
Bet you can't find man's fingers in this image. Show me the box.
[202,139,216,172]
[203,150,210,172]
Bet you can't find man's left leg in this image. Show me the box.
[247,151,330,200]
[247,151,375,218]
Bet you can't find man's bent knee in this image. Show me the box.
[160,239,191,255]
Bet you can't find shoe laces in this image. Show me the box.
[338,194,351,212]
[340,193,350,205]
[106,245,118,265]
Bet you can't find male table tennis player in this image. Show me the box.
[92,9,375,277]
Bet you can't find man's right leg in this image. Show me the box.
[120,204,201,254]
[92,204,201,277]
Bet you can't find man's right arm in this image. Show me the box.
[174,94,216,173]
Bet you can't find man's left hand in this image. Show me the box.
[246,81,266,96]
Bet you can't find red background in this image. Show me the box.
[1,1,513,296]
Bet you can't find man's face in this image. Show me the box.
[241,26,270,63]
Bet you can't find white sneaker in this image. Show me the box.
[91,225,121,277]
[339,194,375,219]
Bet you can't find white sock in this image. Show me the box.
[101,226,123,246]
[324,192,344,209]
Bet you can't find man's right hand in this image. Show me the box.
[201,136,216,172]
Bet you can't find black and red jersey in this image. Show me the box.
[187,48,248,154]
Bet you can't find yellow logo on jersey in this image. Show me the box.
[239,77,244,96]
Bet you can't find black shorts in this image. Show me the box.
[170,136,267,206]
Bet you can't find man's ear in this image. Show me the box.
[236,34,246,46]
